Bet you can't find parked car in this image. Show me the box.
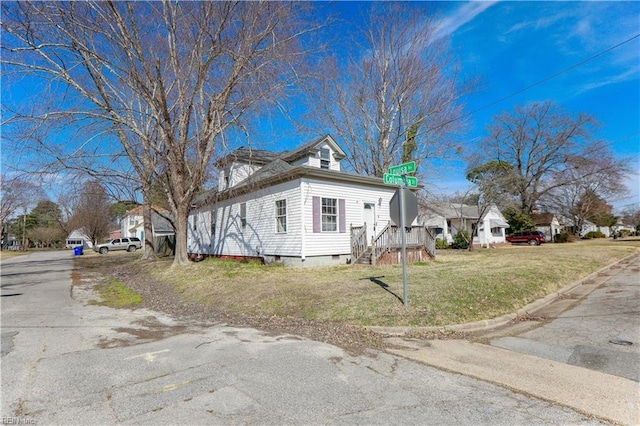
[506,231,546,246]
[93,237,142,254]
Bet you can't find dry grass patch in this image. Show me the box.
[78,238,639,328]
[0,250,28,261]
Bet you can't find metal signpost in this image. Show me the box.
[384,161,418,307]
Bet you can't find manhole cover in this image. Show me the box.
[609,339,633,346]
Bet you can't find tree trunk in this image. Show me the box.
[467,223,475,251]
[172,205,190,266]
[141,199,157,260]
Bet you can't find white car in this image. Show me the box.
[93,237,142,254]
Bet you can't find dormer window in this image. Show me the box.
[320,148,330,169]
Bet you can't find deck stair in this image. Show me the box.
[350,222,435,265]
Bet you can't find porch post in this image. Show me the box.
[370,236,376,266]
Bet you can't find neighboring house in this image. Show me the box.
[65,228,93,249]
[613,220,636,236]
[531,213,561,242]
[558,216,610,237]
[122,205,175,254]
[109,229,122,240]
[187,135,434,266]
[418,203,509,248]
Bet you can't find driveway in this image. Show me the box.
[0,250,615,425]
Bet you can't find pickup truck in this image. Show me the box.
[93,237,142,254]
[506,231,546,246]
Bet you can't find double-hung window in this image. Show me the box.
[320,148,330,169]
[275,199,287,233]
[321,198,337,232]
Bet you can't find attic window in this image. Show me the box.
[320,148,330,169]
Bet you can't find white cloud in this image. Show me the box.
[575,66,640,95]
[434,1,498,40]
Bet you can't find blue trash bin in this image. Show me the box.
[74,246,83,256]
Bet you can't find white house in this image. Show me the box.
[558,216,611,237]
[65,228,93,249]
[122,205,175,253]
[531,213,562,242]
[419,203,509,248]
[187,135,431,266]
[121,205,174,240]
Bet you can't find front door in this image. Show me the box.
[363,203,376,243]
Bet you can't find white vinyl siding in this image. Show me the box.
[188,176,398,261]
[302,178,396,256]
[240,203,247,231]
[188,180,301,257]
[219,163,262,190]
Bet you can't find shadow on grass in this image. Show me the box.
[362,276,403,304]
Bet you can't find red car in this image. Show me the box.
[506,231,546,245]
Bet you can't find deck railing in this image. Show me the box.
[371,223,436,264]
[350,224,368,263]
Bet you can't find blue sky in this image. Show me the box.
[432,0,639,210]
[257,1,639,211]
[3,1,639,212]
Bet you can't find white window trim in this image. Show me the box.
[321,197,338,233]
[275,199,287,233]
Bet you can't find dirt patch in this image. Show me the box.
[80,259,387,355]
[98,317,190,349]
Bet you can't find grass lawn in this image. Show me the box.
[77,238,639,328]
[0,250,28,261]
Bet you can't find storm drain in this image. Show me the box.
[608,339,633,346]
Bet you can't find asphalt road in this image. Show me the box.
[0,250,624,425]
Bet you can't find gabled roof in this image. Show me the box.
[280,134,346,163]
[424,203,481,220]
[531,213,557,226]
[128,210,174,234]
[192,165,407,209]
[233,159,295,188]
[215,147,280,168]
[151,212,174,234]
[67,228,91,240]
[125,204,169,216]
[214,135,347,169]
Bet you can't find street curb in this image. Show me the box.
[367,251,639,336]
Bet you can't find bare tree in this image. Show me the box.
[540,154,627,234]
[2,1,322,265]
[0,174,43,248]
[67,180,113,246]
[27,226,65,248]
[306,2,471,177]
[620,206,640,234]
[474,101,628,214]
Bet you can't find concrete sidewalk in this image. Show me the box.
[380,253,640,425]
[384,338,638,425]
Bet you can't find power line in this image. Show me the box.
[449,32,640,126]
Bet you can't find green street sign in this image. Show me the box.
[383,173,418,188]
[388,161,416,176]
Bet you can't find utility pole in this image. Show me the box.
[22,207,27,251]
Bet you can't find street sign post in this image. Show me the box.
[383,161,418,308]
